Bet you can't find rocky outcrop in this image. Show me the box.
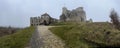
[60,7,86,22]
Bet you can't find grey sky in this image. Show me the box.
[0,0,120,27]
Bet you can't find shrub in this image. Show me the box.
[109,9,120,30]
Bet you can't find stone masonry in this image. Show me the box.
[60,7,86,22]
[30,13,58,26]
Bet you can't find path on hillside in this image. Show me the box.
[30,26,65,48]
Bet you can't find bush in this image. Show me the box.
[109,9,120,30]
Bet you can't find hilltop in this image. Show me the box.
[49,22,120,48]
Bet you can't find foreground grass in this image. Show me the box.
[0,26,35,48]
[49,22,120,48]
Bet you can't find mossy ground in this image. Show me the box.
[49,22,120,48]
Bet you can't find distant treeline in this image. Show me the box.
[0,26,22,37]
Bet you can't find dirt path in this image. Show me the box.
[36,25,65,48]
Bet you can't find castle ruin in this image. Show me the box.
[30,13,58,26]
[30,7,87,26]
[60,7,86,22]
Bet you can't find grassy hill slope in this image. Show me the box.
[0,26,35,48]
[49,22,120,48]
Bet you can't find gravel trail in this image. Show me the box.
[30,26,65,48]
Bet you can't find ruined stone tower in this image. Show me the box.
[60,7,86,22]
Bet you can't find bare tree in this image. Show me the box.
[110,9,120,30]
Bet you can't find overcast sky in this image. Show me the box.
[0,0,120,27]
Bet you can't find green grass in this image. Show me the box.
[50,22,82,26]
[0,26,35,48]
[49,22,120,48]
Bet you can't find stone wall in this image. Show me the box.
[60,7,86,22]
[30,13,58,26]
[30,17,41,26]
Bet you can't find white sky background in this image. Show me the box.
[0,0,120,27]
